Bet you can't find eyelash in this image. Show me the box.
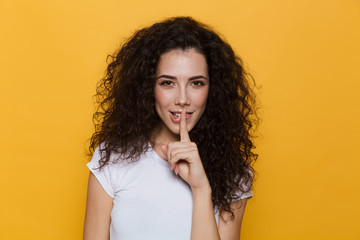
[190,81,205,86]
[159,81,174,86]
[159,80,206,87]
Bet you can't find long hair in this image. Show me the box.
[88,16,259,219]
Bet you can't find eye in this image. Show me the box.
[190,81,206,87]
[159,81,174,86]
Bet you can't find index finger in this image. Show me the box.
[180,108,190,142]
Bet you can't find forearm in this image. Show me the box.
[191,186,221,240]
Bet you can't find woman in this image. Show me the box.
[84,16,258,240]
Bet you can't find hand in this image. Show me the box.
[161,109,210,191]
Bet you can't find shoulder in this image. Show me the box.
[87,145,154,197]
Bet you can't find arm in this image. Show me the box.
[164,110,250,239]
[191,187,249,240]
[218,198,249,240]
[83,172,113,240]
[191,186,220,240]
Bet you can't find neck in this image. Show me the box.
[150,123,179,146]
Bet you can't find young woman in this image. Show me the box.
[84,16,258,240]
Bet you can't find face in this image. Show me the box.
[154,48,209,141]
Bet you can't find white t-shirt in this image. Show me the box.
[87,145,252,240]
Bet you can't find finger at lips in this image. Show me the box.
[180,108,190,142]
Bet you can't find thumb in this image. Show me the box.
[160,144,168,156]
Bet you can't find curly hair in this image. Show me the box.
[88,16,259,220]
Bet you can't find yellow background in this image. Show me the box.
[1,0,359,239]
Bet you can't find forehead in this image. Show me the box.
[156,48,208,76]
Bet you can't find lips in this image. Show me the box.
[169,111,193,122]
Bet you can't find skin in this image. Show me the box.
[83,48,249,240]
[153,48,209,146]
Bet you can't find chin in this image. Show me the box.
[169,126,181,135]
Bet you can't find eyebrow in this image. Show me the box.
[156,75,208,80]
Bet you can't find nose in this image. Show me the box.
[175,87,190,106]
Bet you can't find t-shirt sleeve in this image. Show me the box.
[235,170,254,200]
[87,147,116,198]
[238,182,253,199]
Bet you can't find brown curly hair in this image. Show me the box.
[88,16,259,219]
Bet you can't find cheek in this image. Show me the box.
[155,88,171,108]
[193,89,209,108]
